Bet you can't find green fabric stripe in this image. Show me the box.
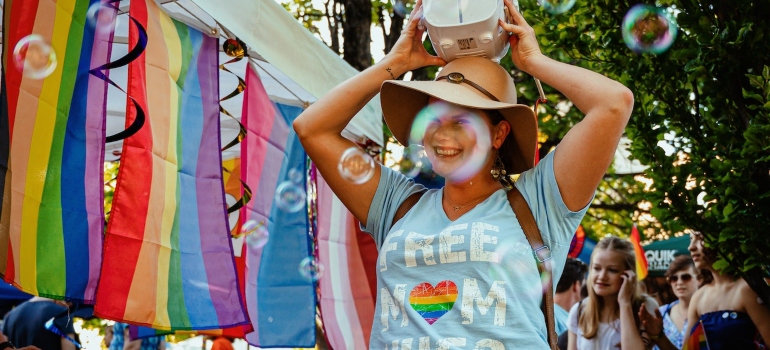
[409,302,455,312]
[36,0,89,296]
[167,22,193,328]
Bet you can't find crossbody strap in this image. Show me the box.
[507,186,558,350]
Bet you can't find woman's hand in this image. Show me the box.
[618,270,636,306]
[638,305,664,339]
[499,0,543,73]
[384,0,446,76]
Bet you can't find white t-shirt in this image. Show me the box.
[568,299,657,350]
[364,151,590,349]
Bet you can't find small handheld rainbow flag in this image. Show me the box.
[683,320,709,350]
[0,0,115,302]
[630,224,649,280]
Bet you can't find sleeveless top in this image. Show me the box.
[694,310,765,349]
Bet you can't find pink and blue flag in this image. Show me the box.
[241,63,315,347]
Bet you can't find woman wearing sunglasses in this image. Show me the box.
[656,255,698,349]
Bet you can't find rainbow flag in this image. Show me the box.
[316,172,376,348]
[241,63,315,347]
[683,321,709,350]
[0,0,115,302]
[93,0,248,330]
[630,225,649,280]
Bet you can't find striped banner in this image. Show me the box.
[93,0,248,330]
[241,63,315,347]
[316,172,377,348]
[0,0,114,302]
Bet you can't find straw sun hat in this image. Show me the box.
[381,56,538,174]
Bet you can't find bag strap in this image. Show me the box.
[507,186,558,350]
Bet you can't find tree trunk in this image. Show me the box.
[340,0,372,70]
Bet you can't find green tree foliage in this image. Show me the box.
[514,0,770,300]
[281,0,770,299]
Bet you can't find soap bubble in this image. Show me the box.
[86,2,119,36]
[13,35,57,79]
[240,220,260,235]
[274,181,306,213]
[538,0,576,15]
[411,101,491,183]
[288,168,304,184]
[338,147,375,184]
[399,145,430,177]
[622,4,678,54]
[393,0,408,17]
[245,225,269,250]
[299,257,324,282]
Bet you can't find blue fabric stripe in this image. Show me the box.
[61,0,98,302]
[177,30,218,327]
[256,103,315,347]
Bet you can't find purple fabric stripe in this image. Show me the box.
[83,1,116,301]
[194,34,247,326]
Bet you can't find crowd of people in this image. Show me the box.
[548,233,769,349]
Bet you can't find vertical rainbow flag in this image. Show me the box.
[630,224,649,280]
[0,0,115,302]
[316,171,376,348]
[93,0,248,330]
[241,63,315,347]
[683,320,709,350]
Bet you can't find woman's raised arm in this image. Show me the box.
[293,0,444,225]
[500,0,634,212]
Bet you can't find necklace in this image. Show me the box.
[447,195,487,211]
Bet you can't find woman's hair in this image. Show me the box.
[691,231,716,285]
[485,109,517,175]
[579,236,648,339]
[664,255,694,278]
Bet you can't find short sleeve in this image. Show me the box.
[515,150,592,284]
[568,302,581,335]
[362,164,426,248]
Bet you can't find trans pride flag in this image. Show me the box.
[316,172,377,348]
[94,0,248,330]
[0,0,115,302]
[241,63,315,347]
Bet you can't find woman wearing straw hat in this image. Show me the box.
[294,0,634,347]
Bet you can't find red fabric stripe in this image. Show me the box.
[3,0,38,144]
[94,0,152,318]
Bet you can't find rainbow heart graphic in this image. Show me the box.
[409,280,458,325]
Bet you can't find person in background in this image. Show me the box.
[103,324,114,349]
[109,323,165,350]
[2,297,76,350]
[556,258,588,334]
[556,258,588,350]
[209,336,234,350]
[640,232,770,349]
[655,255,698,349]
[567,236,658,350]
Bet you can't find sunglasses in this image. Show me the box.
[667,273,693,283]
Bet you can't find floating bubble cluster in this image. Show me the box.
[13,35,57,79]
[538,0,576,15]
[622,4,678,54]
[299,257,324,282]
[338,147,375,184]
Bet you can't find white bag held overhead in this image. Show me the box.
[420,0,519,63]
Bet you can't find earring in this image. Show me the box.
[490,156,507,180]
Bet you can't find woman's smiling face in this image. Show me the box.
[589,249,627,297]
[420,99,496,181]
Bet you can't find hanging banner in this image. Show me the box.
[0,0,115,302]
[94,0,248,330]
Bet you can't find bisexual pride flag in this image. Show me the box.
[94,0,248,330]
[0,0,115,302]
